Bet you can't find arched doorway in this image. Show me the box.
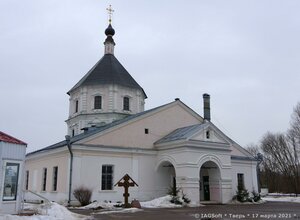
[156,161,176,197]
[199,161,221,203]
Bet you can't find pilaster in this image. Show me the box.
[176,166,200,205]
[80,88,88,113]
[108,85,114,112]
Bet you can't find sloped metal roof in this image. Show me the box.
[155,123,207,144]
[67,54,147,98]
[0,131,27,145]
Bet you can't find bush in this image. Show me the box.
[114,201,123,208]
[167,185,182,204]
[181,190,191,204]
[167,185,191,205]
[73,186,92,206]
[249,190,261,202]
[236,188,249,202]
[234,188,262,203]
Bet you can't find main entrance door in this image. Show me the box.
[203,176,210,201]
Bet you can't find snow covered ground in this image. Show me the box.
[262,195,300,203]
[0,202,86,220]
[79,200,119,210]
[74,195,190,215]
[97,208,143,214]
[140,195,182,208]
[3,195,300,219]
[80,195,190,211]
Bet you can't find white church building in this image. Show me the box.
[25,17,258,205]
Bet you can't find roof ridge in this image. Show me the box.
[67,56,105,95]
[67,54,147,97]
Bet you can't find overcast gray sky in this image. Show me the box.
[1,0,300,153]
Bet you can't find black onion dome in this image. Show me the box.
[105,24,115,36]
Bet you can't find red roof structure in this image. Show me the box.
[0,131,27,145]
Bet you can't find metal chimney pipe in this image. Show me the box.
[203,93,211,121]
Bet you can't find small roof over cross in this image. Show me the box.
[114,174,138,187]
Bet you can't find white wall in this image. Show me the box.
[231,159,258,194]
[25,145,258,205]
[0,142,26,214]
[25,150,69,204]
[66,84,145,135]
[157,146,233,204]
[71,148,161,203]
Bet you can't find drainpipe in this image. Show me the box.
[65,135,73,206]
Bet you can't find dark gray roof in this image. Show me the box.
[67,54,147,98]
[26,101,174,157]
[155,123,207,144]
[231,155,257,161]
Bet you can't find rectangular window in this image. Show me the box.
[101,165,113,190]
[123,97,130,111]
[75,100,79,113]
[52,166,58,191]
[25,170,29,190]
[42,168,47,191]
[94,96,102,109]
[237,173,244,190]
[3,162,20,201]
[145,128,149,134]
[206,130,210,139]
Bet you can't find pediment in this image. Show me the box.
[189,125,231,144]
[190,129,228,144]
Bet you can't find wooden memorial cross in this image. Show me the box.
[114,174,138,208]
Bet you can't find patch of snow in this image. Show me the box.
[230,199,266,205]
[98,208,143,214]
[47,202,85,219]
[140,195,182,208]
[262,196,300,203]
[267,193,299,197]
[79,201,119,210]
[0,202,86,220]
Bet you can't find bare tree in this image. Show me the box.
[287,102,300,194]
[246,143,260,157]
[260,115,300,194]
[289,103,300,155]
[246,102,300,194]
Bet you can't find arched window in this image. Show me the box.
[123,97,130,111]
[94,96,102,109]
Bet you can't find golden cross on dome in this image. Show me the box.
[106,5,114,24]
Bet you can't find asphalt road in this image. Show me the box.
[70,201,300,220]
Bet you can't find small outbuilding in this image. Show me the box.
[0,131,27,214]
